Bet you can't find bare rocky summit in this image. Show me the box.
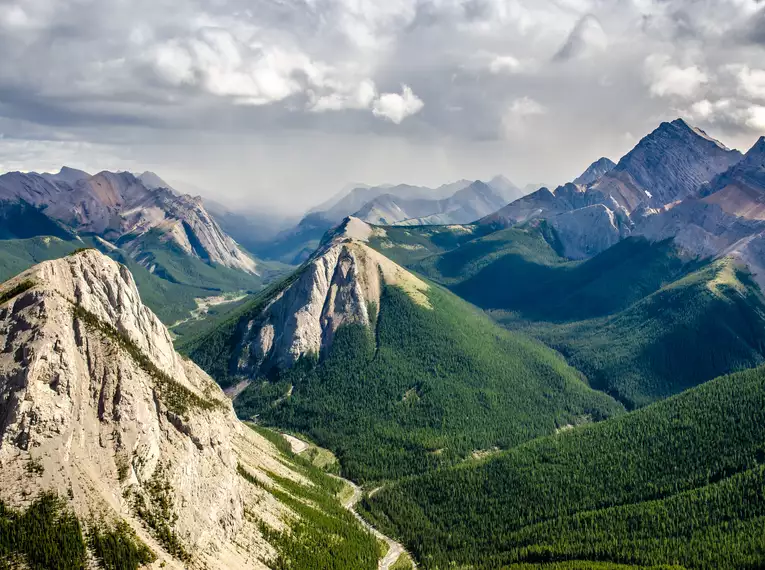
[636,136,765,289]
[0,250,314,569]
[232,217,429,378]
[481,119,743,260]
[573,157,616,186]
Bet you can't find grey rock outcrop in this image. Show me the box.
[636,136,765,289]
[573,157,616,186]
[480,119,743,260]
[549,203,630,259]
[233,218,429,378]
[0,250,305,569]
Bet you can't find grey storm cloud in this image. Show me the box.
[0,0,764,214]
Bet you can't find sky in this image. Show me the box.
[1,0,765,214]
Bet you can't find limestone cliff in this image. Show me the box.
[0,250,316,569]
[232,218,429,378]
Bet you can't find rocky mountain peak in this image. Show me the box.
[742,136,765,165]
[47,166,91,185]
[590,118,743,209]
[0,249,306,568]
[137,170,175,191]
[230,218,429,378]
[573,157,616,185]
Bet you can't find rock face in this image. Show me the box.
[481,119,743,259]
[0,169,257,274]
[549,204,629,259]
[0,250,302,569]
[588,119,742,211]
[573,157,616,186]
[232,218,429,378]
[636,136,765,289]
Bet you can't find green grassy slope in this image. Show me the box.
[227,284,623,483]
[413,226,697,321]
[360,364,765,570]
[0,201,76,241]
[0,234,273,326]
[504,259,765,407]
[0,236,81,283]
[366,224,490,266]
[376,225,765,408]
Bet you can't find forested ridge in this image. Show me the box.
[371,225,765,408]
[234,284,623,482]
[360,363,765,569]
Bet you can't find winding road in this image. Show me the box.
[282,434,415,570]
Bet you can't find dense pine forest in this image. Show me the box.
[359,363,765,569]
[233,285,623,482]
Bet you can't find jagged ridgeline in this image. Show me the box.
[360,363,765,569]
[0,249,379,570]
[180,218,624,482]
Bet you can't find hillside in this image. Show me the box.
[0,250,378,570]
[0,191,288,325]
[180,218,624,482]
[369,224,765,408]
[360,363,765,569]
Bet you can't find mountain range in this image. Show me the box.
[0,168,293,325]
[483,119,744,259]
[0,168,257,274]
[239,175,528,264]
[4,117,765,570]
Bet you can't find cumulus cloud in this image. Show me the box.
[151,31,327,106]
[372,85,424,124]
[645,55,709,99]
[748,106,765,130]
[738,66,765,100]
[502,96,546,135]
[488,55,523,74]
[309,80,378,112]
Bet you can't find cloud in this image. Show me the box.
[747,106,765,130]
[553,14,608,62]
[309,80,378,112]
[738,66,765,100]
[502,96,546,135]
[1,0,765,213]
[645,55,709,99]
[372,85,424,124]
[151,31,324,106]
[488,55,522,74]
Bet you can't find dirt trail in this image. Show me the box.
[282,434,415,570]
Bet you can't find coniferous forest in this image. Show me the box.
[359,363,765,569]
